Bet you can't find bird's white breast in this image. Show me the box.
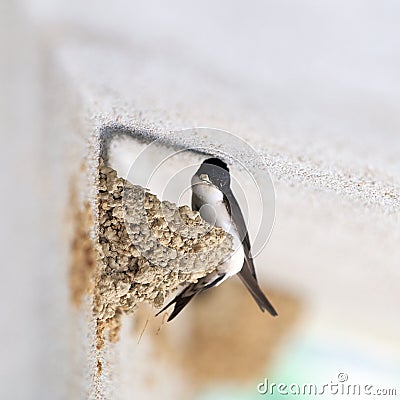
[191,175,223,203]
[192,175,244,278]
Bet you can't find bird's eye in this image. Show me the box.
[200,174,210,182]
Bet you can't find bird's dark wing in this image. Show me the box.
[224,189,277,317]
[156,274,226,322]
[191,192,202,212]
[223,190,256,278]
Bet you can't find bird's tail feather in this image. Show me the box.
[155,296,177,317]
[155,290,196,322]
[238,266,278,317]
[166,294,196,321]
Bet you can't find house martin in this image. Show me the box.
[157,157,277,321]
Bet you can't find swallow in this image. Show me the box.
[156,157,277,321]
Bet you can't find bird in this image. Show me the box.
[156,157,278,321]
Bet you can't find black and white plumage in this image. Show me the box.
[156,157,278,321]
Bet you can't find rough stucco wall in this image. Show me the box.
[2,1,400,399]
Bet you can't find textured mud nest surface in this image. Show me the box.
[94,160,232,346]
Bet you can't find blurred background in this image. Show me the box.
[1,1,400,399]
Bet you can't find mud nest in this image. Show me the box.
[94,160,233,347]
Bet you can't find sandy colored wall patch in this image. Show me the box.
[68,182,96,307]
[135,280,301,389]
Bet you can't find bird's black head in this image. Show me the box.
[196,157,231,190]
